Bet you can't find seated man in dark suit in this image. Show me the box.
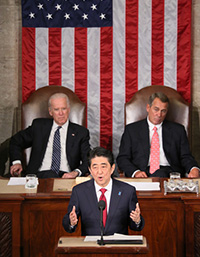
[9,93,90,178]
[63,147,144,236]
[0,138,10,177]
[117,92,199,178]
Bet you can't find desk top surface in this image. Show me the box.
[0,177,200,200]
[55,237,148,254]
[58,236,147,247]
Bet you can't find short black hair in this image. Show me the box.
[88,147,114,167]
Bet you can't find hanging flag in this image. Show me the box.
[22,0,191,156]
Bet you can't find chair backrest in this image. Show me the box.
[22,85,86,129]
[21,85,86,164]
[125,85,190,134]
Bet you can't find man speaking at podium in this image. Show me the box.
[62,147,144,236]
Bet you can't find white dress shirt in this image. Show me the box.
[147,118,170,167]
[12,119,82,176]
[39,120,71,172]
[94,179,113,214]
[132,117,169,177]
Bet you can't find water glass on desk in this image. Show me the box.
[170,172,181,180]
[25,174,37,189]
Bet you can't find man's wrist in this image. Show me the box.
[135,218,141,227]
[12,160,21,165]
[75,169,82,177]
[190,167,200,173]
[132,170,140,177]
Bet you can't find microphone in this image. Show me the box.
[97,200,105,245]
[98,199,106,210]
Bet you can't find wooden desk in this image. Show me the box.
[0,194,23,257]
[55,237,149,257]
[0,177,200,257]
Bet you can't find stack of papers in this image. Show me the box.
[126,181,160,191]
[84,233,143,242]
[7,177,39,186]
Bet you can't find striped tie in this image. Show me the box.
[51,126,62,174]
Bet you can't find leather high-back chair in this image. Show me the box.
[125,85,190,134]
[22,85,86,165]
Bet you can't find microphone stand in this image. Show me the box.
[97,200,105,245]
[98,207,105,245]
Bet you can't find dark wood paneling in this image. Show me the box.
[0,197,23,257]
[194,212,200,257]
[0,212,12,257]
[0,178,200,257]
[184,198,200,257]
[133,198,184,257]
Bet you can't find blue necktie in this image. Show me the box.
[51,126,62,174]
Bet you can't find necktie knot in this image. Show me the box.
[100,188,107,195]
[153,126,157,132]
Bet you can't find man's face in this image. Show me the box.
[49,97,70,126]
[89,156,115,187]
[146,97,168,125]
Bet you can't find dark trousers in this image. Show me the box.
[146,166,172,178]
[36,170,65,178]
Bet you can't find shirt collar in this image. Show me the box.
[147,116,163,130]
[94,178,113,193]
[53,119,69,130]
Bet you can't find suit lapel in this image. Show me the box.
[139,120,150,165]
[104,180,123,232]
[162,121,172,160]
[40,119,53,160]
[66,122,77,165]
[84,180,100,220]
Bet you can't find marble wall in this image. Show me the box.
[191,0,200,162]
[0,0,200,163]
[0,0,21,143]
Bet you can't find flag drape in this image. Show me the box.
[22,0,191,156]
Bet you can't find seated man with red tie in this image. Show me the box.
[62,147,144,236]
[117,92,200,178]
[9,93,90,178]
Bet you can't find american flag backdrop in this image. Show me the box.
[22,0,192,157]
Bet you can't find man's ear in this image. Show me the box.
[49,107,53,117]
[146,104,150,113]
[111,164,115,175]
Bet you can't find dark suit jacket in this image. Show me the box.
[9,118,90,175]
[117,119,199,177]
[0,138,10,177]
[62,178,144,236]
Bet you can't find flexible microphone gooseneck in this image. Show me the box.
[97,200,106,246]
